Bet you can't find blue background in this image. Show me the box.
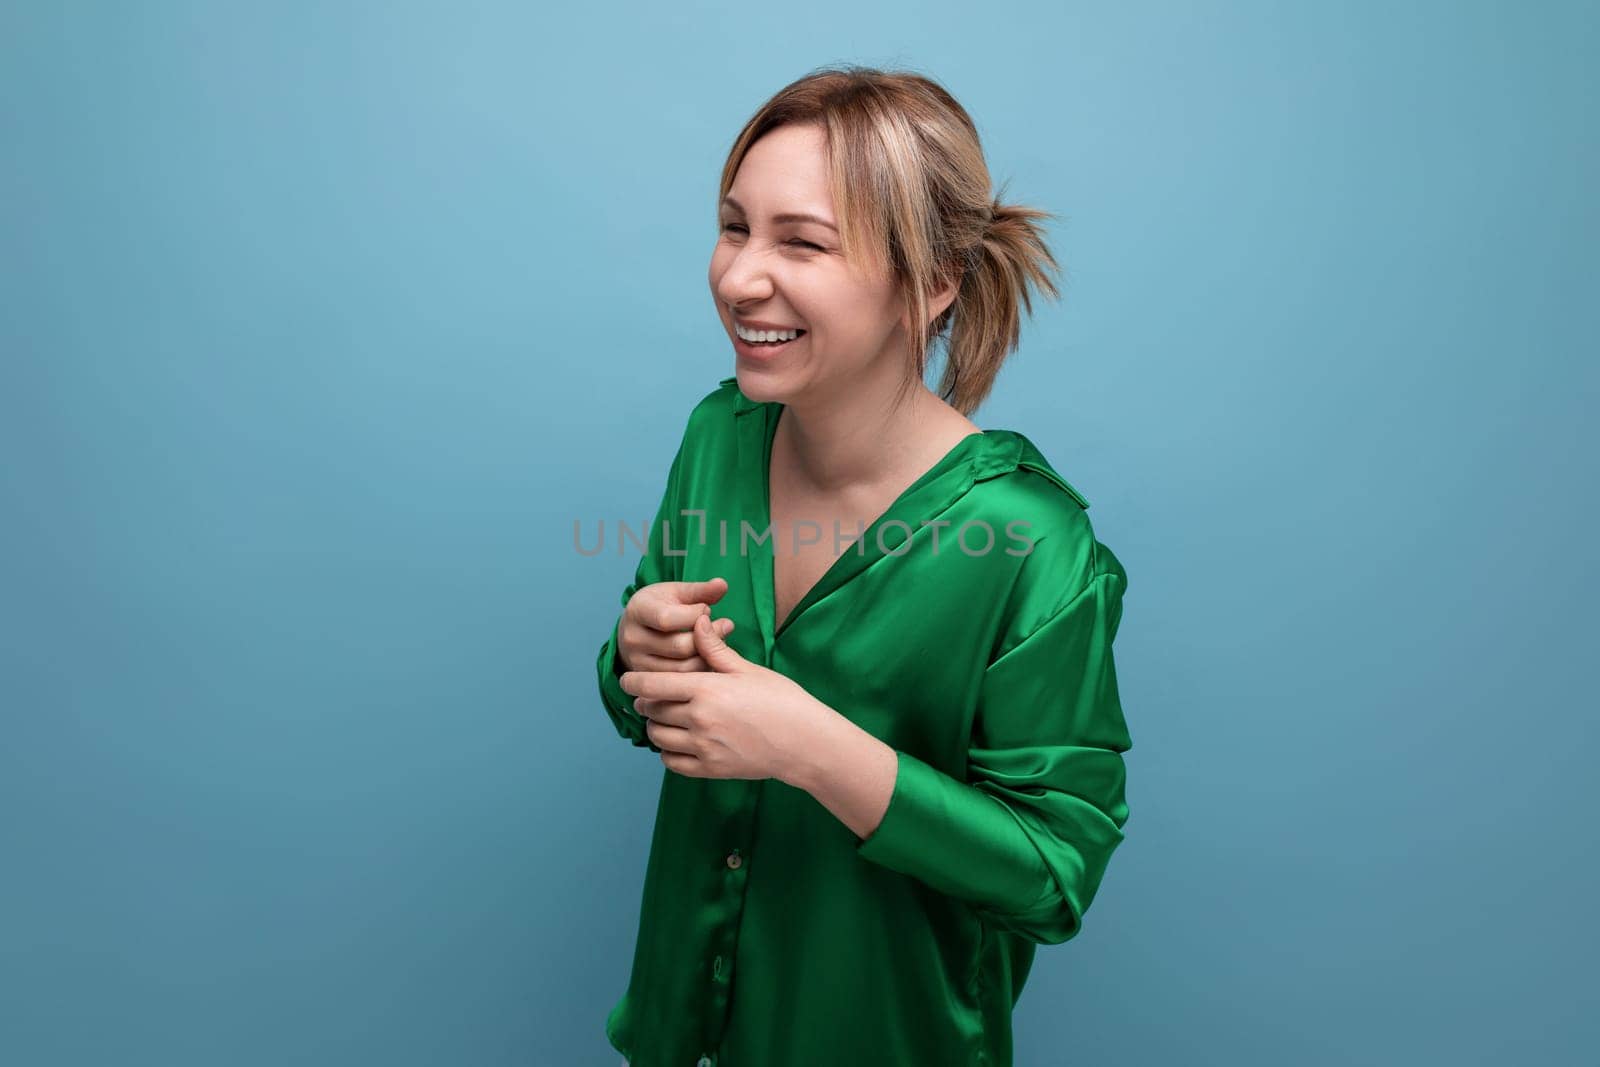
[3,2,1594,1064]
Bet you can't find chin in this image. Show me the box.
[730,365,789,403]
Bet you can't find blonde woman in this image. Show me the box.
[598,65,1133,1067]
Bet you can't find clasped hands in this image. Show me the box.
[616,577,834,784]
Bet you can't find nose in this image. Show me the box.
[713,240,776,308]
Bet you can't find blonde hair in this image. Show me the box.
[716,64,1064,417]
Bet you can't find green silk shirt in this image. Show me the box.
[596,376,1132,1067]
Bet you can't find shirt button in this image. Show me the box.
[725,850,742,869]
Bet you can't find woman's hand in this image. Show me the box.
[619,613,839,785]
[619,577,736,673]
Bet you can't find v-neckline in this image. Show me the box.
[753,403,987,644]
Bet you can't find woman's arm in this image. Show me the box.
[783,712,899,839]
[794,565,1133,946]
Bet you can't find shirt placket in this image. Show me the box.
[693,397,1006,1064]
[690,404,781,1062]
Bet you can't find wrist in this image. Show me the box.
[781,702,852,793]
[785,709,900,841]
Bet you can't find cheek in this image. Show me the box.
[708,241,738,273]
[804,295,874,340]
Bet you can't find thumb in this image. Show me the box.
[692,610,746,673]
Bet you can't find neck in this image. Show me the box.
[777,373,958,495]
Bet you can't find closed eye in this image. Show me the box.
[720,223,823,252]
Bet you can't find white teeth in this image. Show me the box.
[736,324,802,342]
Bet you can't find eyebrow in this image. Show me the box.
[720,196,838,233]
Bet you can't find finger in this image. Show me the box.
[655,655,724,674]
[634,696,666,719]
[633,596,713,634]
[617,669,699,702]
[637,695,691,727]
[664,576,728,605]
[625,624,717,665]
[629,651,716,673]
[640,616,735,660]
[644,717,697,755]
[659,749,705,777]
[622,607,734,660]
[690,611,745,674]
[649,628,703,660]
[635,694,690,712]
[691,576,731,606]
[625,615,736,659]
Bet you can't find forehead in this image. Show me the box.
[726,124,833,213]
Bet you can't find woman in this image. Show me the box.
[596,65,1133,1067]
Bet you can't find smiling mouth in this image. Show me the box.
[737,329,806,350]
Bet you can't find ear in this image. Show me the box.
[898,267,964,334]
[927,268,962,324]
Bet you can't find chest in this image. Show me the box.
[767,477,891,635]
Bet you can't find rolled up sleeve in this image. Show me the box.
[855,566,1132,945]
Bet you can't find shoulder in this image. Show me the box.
[971,429,1095,551]
[972,431,1127,640]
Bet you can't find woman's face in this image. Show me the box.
[709,123,911,405]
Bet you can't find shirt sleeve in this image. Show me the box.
[853,565,1133,945]
[594,439,687,753]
